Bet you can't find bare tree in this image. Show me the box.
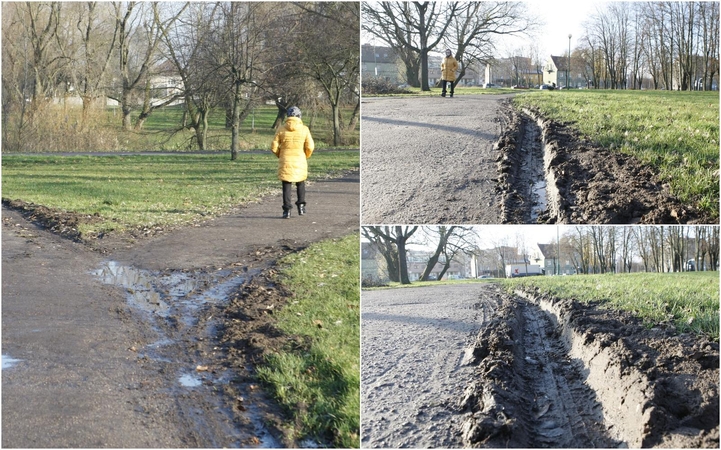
[361,2,460,91]
[362,226,418,284]
[444,1,536,87]
[417,226,477,281]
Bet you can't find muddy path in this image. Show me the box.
[361,283,719,448]
[361,95,711,225]
[2,170,359,447]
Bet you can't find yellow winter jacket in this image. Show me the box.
[271,116,314,182]
[441,56,458,82]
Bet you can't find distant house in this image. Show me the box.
[531,242,576,275]
[361,242,389,284]
[406,250,472,281]
[543,55,582,88]
[362,44,403,84]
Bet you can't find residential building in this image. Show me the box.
[361,44,403,84]
[531,242,576,275]
[361,242,389,284]
[406,250,472,281]
[543,55,583,88]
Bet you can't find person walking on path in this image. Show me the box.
[271,106,314,219]
[441,49,458,97]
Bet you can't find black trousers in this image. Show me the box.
[441,80,454,96]
[282,181,306,211]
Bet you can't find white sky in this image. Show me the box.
[362,1,604,58]
[505,0,603,56]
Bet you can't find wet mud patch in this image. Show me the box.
[495,101,710,224]
[93,260,293,448]
[1,198,105,242]
[459,289,719,448]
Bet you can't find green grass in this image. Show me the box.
[504,272,720,339]
[3,104,359,152]
[256,234,360,448]
[512,90,720,218]
[1,151,359,236]
[127,105,359,151]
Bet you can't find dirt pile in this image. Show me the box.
[459,289,719,448]
[495,101,710,224]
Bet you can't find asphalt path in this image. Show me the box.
[361,283,498,448]
[361,94,511,224]
[2,170,359,447]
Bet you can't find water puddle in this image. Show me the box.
[179,373,203,387]
[91,261,275,446]
[2,355,23,369]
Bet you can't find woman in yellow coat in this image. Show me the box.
[441,49,458,97]
[271,106,314,218]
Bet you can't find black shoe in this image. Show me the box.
[297,204,306,215]
[450,94,454,97]
[441,93,446,97]
[282,210,291,219]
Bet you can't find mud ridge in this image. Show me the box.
[495,100,710,224]
[459,289,719,448]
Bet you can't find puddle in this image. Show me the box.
[179,373,203,387]
[91,261,276,445]
[2,355,23,369]
[531,179,548,222]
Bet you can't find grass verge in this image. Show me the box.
[256,234,360,448]
[1,151,359,237]
[503,272,719,339]
[512,90,720,218]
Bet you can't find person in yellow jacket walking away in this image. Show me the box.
[271,106,314,219]
[441,49,458,98]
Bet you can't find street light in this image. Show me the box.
[567,34,572,89]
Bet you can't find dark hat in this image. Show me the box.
[287,106,301,118]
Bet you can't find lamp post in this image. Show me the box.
[567,34,572,89]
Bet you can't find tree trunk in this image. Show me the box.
[230,79,241,160]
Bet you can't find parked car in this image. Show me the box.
[483,83,498,88]
[539,84,556,90]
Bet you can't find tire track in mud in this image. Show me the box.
[460,289,719,448]
[495,100,709,224]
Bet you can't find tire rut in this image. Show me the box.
[459,292,620,447]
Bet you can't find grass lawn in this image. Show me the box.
[1,151,359,237]
[505,271,720,339]
[513,90,720,218]
[256,234,360,448]
[127,104,359,151]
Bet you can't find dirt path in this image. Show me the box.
[361,95,510,224]
[2,170,359,447]
[361,283,719,448]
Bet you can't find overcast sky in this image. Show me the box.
[362,1,604,58]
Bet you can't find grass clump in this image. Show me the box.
[1,151,358,237]
[256,234,360,448]
[513,90,720,218]
[505,272,719,339]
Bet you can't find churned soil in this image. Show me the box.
[496,100,712,224]
[361,283,719,448]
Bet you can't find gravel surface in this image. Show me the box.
[361,284,498,448]
[361,95,511,224]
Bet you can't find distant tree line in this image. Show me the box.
[564,225,719,274]
[576,2,719,90]
[1,2,359,154]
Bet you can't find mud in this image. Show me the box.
[496,101,711,224]
[360,282,718,448]
[2,170,360,447]
[460,287,719,448]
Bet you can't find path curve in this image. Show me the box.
[2,170,359,447]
